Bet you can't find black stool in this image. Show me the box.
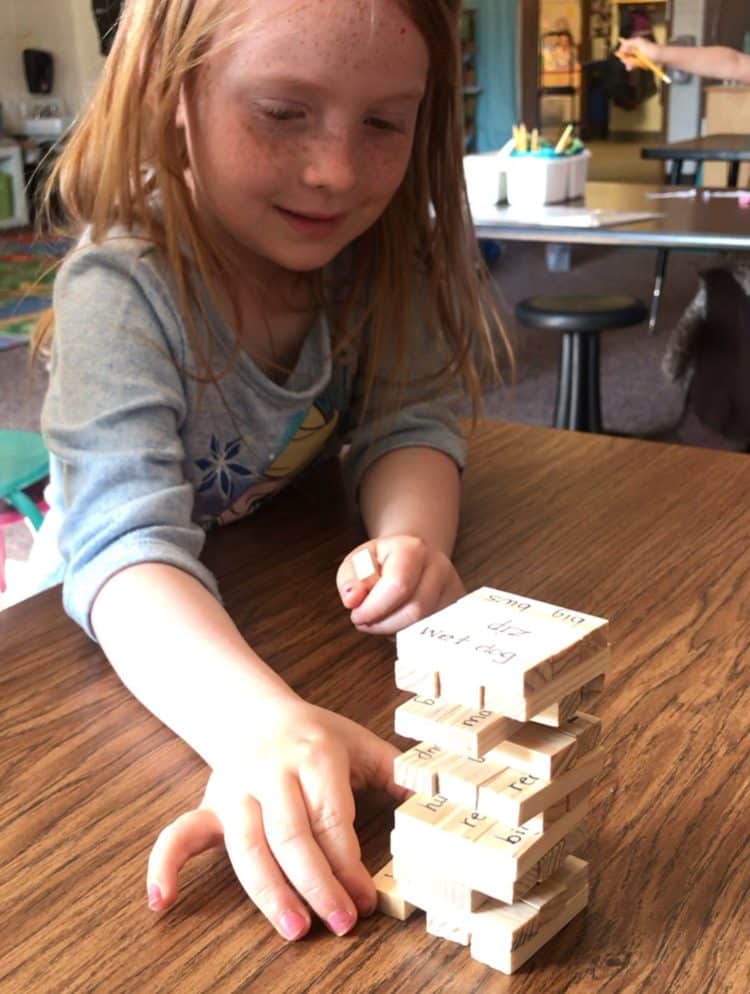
[515,295,648,433]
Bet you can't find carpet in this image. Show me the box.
[0,231,69,350]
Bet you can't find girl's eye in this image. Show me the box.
[365,116,399,132]
[263,106,304,122]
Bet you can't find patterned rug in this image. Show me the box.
[0,231,70,350]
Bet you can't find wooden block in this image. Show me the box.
[471,882,589,974]
[562,711,602,755]
[390,828,541,905]
[523,798,569,833]
[391,853,488,913]
[414,855,589,959]
[352,547,378,581]
[470,799,589,879]
[396,588,609,702]
[437,752,508,808]
[394,792,459,837]
[393,742,447,796]
[485,723,577,780]
[483,647,609,721]
[373,860,417,921]
[477,748,604,826]
[425,908,471,946]
[394,695,521,758]
[393,696,463,744]
[532,689,582,727]
[394,657,440,697]
[581,673,605,712]
[438,668,484,709]
[520,855,588,923]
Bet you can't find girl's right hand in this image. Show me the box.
[146,701,407,940]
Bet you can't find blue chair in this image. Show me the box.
[0,430,49,592]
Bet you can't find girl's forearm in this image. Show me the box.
[358,446,461,555]
[91,562,299,772]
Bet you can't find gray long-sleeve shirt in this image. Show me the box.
[41,234,466,638]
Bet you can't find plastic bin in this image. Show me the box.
[505,154,570,207]
[567,148,591,200]
[463,152,507,207]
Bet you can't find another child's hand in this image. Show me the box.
[337,536,465,635]
[617,36,661,72]
[146,701,406,941]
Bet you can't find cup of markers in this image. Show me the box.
[505,123,591,207]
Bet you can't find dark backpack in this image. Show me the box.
[687,267,750,442]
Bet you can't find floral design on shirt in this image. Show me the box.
[194,435,252,500]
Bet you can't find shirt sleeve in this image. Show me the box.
[42,241,219,639]
[342,305,468,494]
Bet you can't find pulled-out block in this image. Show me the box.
[394,695,521,758]
[373,860,418,921]
[396,587,608,703]
[485,712,601,779]
[470,883,589,974]
[477,748,604,826]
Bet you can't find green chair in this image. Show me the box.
[0,430,50,593]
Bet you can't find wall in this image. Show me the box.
[0,0,103,130]
[667,0,705,142]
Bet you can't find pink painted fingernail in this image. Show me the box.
[327,910,354,936]
[147,883,163,909]
[280,910,307,941]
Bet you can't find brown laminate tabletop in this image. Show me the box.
[2,421,749,993]
[473,181,750,251]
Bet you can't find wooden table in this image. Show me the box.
[474,179,750,333]
[2,422,749,993]
[641,133,750,187]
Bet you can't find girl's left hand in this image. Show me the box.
[336,536,465,636]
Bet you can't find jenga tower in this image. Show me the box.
[374,587,609,974]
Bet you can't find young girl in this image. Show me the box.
[36,0,508,943]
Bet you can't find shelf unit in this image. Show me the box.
[462,8,481,152]
[0,140,30,230]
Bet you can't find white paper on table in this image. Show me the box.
[471,204,664,228]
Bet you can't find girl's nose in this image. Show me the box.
[301,132,358,194]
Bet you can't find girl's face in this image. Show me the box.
[182,0,428,278]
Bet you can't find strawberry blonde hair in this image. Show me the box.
[35,0,510,417]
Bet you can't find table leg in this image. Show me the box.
[648,250,669,335]
[728,161,739,188]
[668,160,683,185]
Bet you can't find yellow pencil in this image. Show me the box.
[531,128,539,152]
[618,38,672,84]
[554,123,573,155]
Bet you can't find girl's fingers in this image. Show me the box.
[337,545,379,609]
[222,792,313,942]
[298,750,376,916]
[147,807,225,911]
[354,559,447,635]
[259,771,360,935]
[349,539,426,626]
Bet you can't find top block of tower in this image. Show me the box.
[395,588,609,700]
